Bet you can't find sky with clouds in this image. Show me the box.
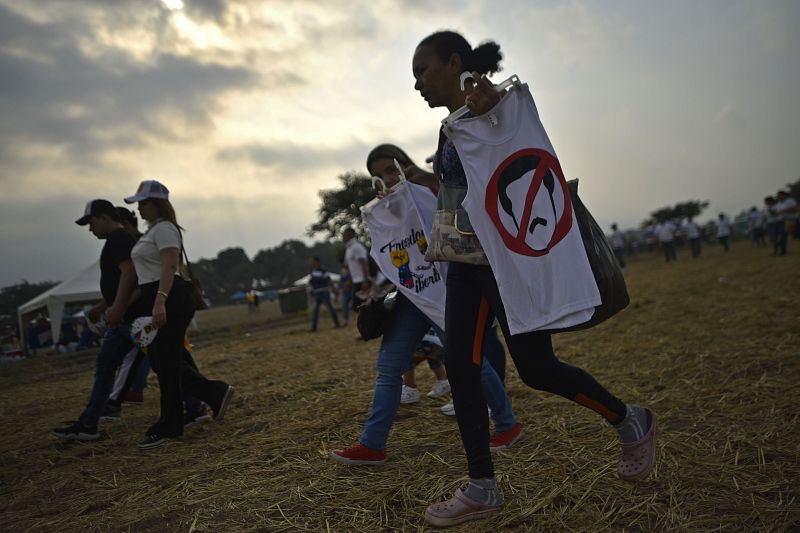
[0,0,798,286]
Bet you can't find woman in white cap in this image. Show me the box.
[125,179,235,449]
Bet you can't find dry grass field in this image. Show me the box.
[1,242,798,532]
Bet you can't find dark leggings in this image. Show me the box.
[444,262,627,479]
[140,279,225,436]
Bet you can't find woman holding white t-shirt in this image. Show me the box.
[125,180,235,450]
[412,31,657,527]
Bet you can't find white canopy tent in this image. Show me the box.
[17,261,102,353]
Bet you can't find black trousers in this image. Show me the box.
[690,238,701,258]
[444,262,627,479]
[140,279,225,436]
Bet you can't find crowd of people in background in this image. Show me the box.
[608,186,798,266]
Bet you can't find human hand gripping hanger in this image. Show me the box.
[442,73,522,133]
[363,158,408,210]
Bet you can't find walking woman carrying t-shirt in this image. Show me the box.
[411,31,658,527]
[125,180,235,450]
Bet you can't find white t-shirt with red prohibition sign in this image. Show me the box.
[445,83,599,335]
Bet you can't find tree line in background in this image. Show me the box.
[0,281,58,321]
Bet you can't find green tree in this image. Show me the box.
[644,200,709,226]
[307,171,376,242]
[784,177,800,200]
[0,281,59,319]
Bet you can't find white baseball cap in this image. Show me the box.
[124,180,170,204]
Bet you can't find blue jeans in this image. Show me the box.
[360,294,515,451]
[311,291,340,330]
[79,324,135,428]
[340,288,352,323]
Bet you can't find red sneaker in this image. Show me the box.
[330,443,387,465]
[490,422,523,452]
[123,391,144,405]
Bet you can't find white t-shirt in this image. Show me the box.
[748,210,764,228]
[684,221,700,239]
[131,220,182,284]
[655,222,676,243]
[344,239,369,283]
[717,217,731,237]
[610,230,625,249]
[448,83,599,335]
[776,198,798,221]
[362,181,447,329]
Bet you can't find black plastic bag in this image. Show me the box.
[549,179,629,333]
[356,291,398,340]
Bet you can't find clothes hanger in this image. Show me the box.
[362,159,407,211]
[441,73,522,131]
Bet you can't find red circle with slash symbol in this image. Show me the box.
[485,148,573,256]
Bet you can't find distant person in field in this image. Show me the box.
[54,200,138,442]
[246,291,256,313]
[655,218,677,262]
[338,263,353,326]
[748,207,766,248]
[342,227,371,309]
[610,223,626,268]
[764,196,780,255]
[308,256,341,332]
[683,217,702,258]
[775,190,798,255]
[124,179,234,450]
[717,213,731,253]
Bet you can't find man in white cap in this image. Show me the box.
[54,200,139,441]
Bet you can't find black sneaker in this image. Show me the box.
[100,403,121,422]
[138,433,174,450]
[54,421,99,441]
[210,384,235,421]
[184,406,212,429]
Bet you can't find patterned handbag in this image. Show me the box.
[423,127,490,265]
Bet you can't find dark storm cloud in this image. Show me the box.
[185,0,228,23]
[0,2,259,165]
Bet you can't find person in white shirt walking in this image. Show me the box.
[748,207,766,248]
[124,180,235,450]
[775,190,798,256]
[716,213,732,253]
[655,219,677,262]
[342,227,370,309]
[684,217,702,258]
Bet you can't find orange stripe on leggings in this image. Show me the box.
[574,393,620,423]
[471,297,490,366]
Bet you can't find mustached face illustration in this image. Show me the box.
[390,249,414,288]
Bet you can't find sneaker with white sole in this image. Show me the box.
[138,433,175,450]
[427,379,451,399]
[441,401,456,416]
[100,403,121,422]
[53,421,99,441]
[400,385,420,404]
[330,443,387,465]
[490,422,523,452]
[184,406,212,429]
